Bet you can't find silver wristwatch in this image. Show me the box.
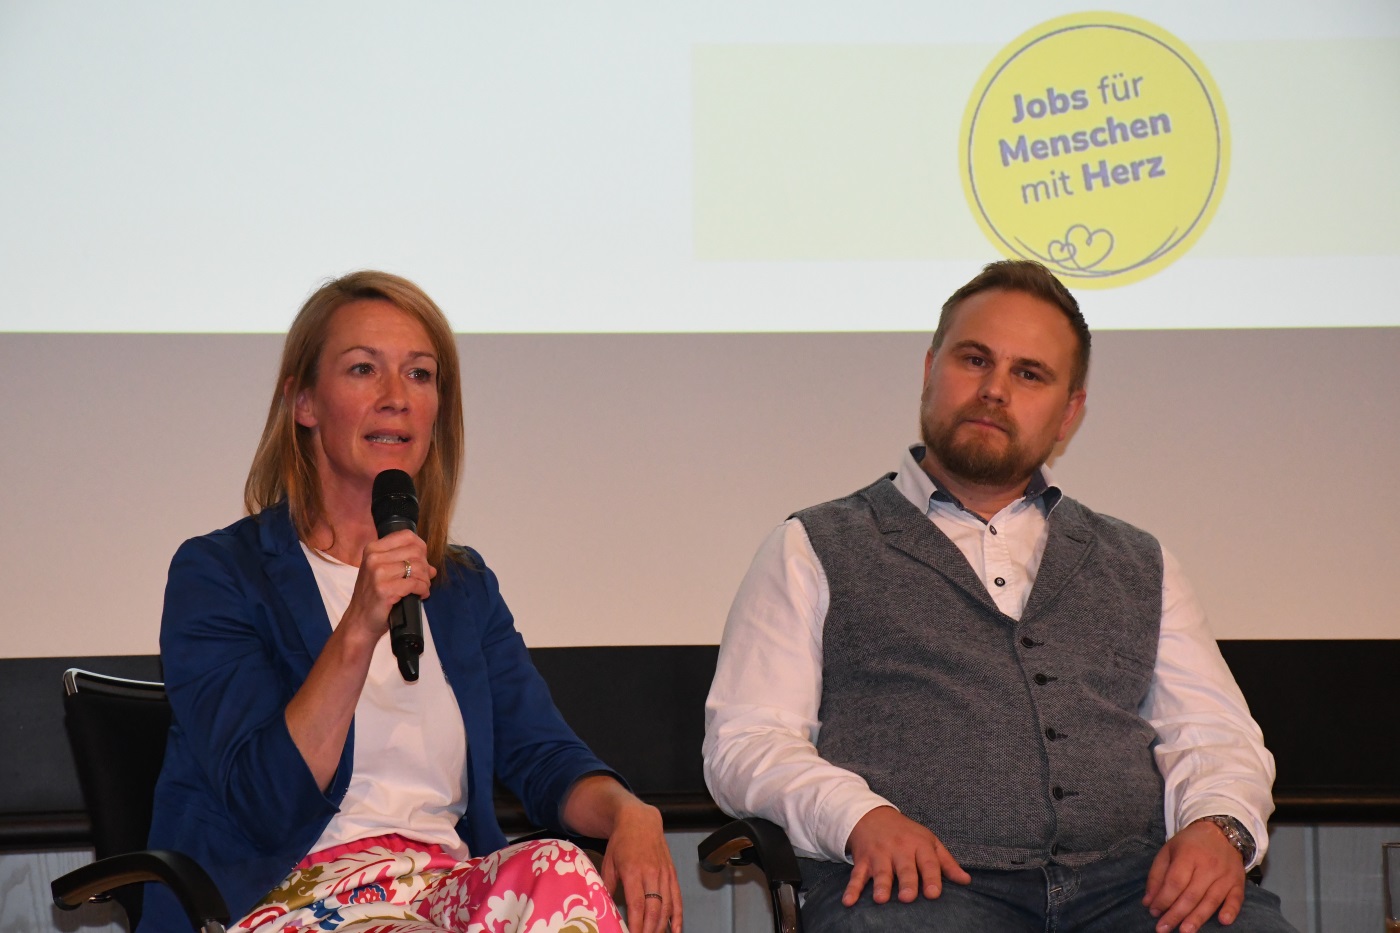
[1197,815,1256,866]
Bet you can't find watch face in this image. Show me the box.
[1203,816,1255,863]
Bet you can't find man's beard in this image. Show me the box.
[921,402,1041,487]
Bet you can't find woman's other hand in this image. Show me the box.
[602,800,680,933]
[563,775,683,933]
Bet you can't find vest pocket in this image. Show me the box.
[1080,645,1155,710]
[1106,648,1155,710]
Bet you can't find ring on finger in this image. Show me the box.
[402,560,412,579]
[644,893,663,902]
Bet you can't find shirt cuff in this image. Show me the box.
[817,786,900,864]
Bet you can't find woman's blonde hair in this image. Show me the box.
[245,270,465,577]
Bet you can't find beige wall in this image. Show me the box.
[2,326,1397,657]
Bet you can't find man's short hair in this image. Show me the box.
[932,260,1091,392]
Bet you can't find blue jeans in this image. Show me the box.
[801,844,1297,933]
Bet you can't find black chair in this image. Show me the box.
[48,668,608,933]
[699,817,804,933]
[50,668,230,933]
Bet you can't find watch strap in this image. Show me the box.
[1196,814,1256,865]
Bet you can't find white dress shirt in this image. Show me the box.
[703,446,1276,868]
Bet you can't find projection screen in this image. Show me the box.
[1,1,1396,656]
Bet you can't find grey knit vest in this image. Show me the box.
[797,475,1166,872]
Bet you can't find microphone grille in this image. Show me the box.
[371,469,419,525]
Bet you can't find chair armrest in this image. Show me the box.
[697,817,802,887]
[52,849,230,932]
[699,819,805,933]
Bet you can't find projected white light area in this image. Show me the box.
[0,1,1397,332]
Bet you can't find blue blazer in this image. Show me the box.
[142,503,615,932]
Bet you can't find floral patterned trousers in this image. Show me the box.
[231,834,626,933]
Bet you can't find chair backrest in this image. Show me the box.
[63,668,171,928]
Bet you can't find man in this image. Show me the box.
[703,261,1295,933]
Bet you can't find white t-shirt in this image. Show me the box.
[301,543,470,858]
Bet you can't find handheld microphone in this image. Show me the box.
[371,469,423,682]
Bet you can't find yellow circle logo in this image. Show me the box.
[960,13,1229,287]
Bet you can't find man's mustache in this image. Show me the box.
[956,405,1016,437]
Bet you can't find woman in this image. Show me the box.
[144,271,682,933]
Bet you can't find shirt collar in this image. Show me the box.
[894,444,1063,519]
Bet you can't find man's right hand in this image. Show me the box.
[842,806,972,906]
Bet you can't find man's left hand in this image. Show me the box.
[1143,819,1246,933]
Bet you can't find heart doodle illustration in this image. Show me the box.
[1046,224,1115,271]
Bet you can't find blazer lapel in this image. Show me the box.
[257,505,333,666]
[423,562,479,685]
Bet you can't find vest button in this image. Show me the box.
[1050,842,1060,855]
[1053,786,1064,800]
[1045,727,1057,741]
[989,525,998,535]
[1034,673,1049,685]
[1021,636,1036,648]
[995,576,1007,587]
